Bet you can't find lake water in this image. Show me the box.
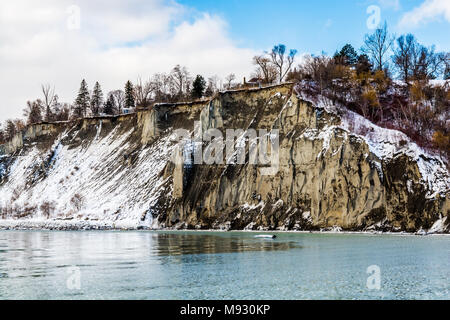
[0,230,448,300]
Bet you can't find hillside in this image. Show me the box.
[0,84,448,233]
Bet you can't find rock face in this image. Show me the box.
[0,84,449,232]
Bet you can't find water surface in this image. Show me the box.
[0,231,448,299]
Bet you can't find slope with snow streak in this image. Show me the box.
[0,117,175,229]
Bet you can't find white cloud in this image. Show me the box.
[0,0,256,123]
[399,0,450,28]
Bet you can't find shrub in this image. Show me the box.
[40,201,56,219]
[70,194,85,211]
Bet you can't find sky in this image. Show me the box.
[0,0,449,123]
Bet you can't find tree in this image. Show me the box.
[23,100,43,124]
[170,65,190,98]
[90,81,104,115]
[269,44,297,83]
[0,125,5,143]
[52,100,71,121]
[5,120,17,140]
[207,75,220,92]
[41,84,56,122]
[225,73,236,89]
[411,45,446,81]
[252,56,277,84]
[362,22,394,71]
[107,90,125,114]
[356,54,373,75]
[134,77,153,109]
[392,34,416,84]
[124,80,135,110]
[74,79,90,118]
[103,94,115,115]
[335,44,359,66]
[191,75,206,99]
[393,34,446,83]
[444,53,450,80]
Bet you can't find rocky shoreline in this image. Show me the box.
[1,219,448,236]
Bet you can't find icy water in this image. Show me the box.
[0,231,449,300]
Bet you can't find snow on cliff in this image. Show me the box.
[296,88,449,199]
[0,122,174,228]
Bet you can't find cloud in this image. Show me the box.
[0,0,256,123]
[399,0,450,28]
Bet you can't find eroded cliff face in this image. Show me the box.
[0,84,448,232]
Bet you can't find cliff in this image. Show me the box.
[0,84,448,232]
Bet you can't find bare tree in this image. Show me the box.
[363,22,395,71]
[252,55,277,84]
[269,44,297,83]
[134,77,154,108]
[41,84,56,121]
[170,65,190,98]
[411,45,446,81]
[225,73,236,89]
[393,34,446,83]
[109,90,125,114]
[208,75,221,92]
[392,34,416,84]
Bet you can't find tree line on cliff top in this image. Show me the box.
[0,23,449,158]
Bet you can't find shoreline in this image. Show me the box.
[0,219,449,236]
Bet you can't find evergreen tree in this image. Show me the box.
[356,54,373,74]
[90,82,104,116]
[74,79,90,117]
[335,44,359,66]
[103,95,115,115]
[191,75,206,99]
[124,80,135,110]
[5,120,17,140]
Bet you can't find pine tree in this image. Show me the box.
[103,95,115,115]
[5,120,17,140]
[356,54,373,74]
[74,79,90,118]
[191,75,206,99]
[335,44,359,66]
[124,80,135,110]
[90,82,103,116]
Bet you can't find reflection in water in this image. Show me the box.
[0,231,448,300]
[152,233,300,256]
